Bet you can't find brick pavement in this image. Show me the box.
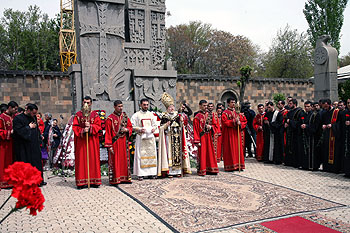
[240,159,350,224]
[0,176,172,233]
[0,158,349,233]
[203,159,350,233]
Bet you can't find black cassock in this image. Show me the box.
[285,107,303,167]
[340,109,350,176]
[13,113,43,175]
[262,110,283,164]
[297,110,322,170]
[309,110,322,170]
[320,108,342,173]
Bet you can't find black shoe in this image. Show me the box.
[77,185,87,190]
[39,182,47,187]
[91,184,100,188]
[121,181,132,184]
[207,172,218,175]
[264,161,273,164]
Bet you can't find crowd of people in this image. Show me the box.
[0,102,62,188]
[238,97,350,177]
[1,93,349,191]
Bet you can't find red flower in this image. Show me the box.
[346,114,350,117]
[15,185,45,216]
[301,117,305,120]
[2,162,45,217]
[264,117,268,121]
[4,162,42,188]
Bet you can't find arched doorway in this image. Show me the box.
[220,90,238,109]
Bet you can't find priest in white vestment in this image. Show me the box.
[131,98,158,180]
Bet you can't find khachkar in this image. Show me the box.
[70,0,176,116]
[314,35,338,102]
[125,0,176,111]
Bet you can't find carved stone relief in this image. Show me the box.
[130,0,146,3]
[150,11,165,70]
[134,77,176,110]
[76,0,126,101]
[314,35,338,102]
[124,48,150,69]
[128,9,145,44]
[150,0,165,5]
[72,0,176,115]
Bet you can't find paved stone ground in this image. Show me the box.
[204,159,350,233]
[0,158,349,233]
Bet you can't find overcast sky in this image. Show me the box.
[1,0,349,56]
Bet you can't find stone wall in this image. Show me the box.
[0,70,72,125]
[177,74,314,112]
[0,70,315,125]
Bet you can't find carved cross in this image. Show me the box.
[128,0,165,46]
[143,0,165,15]
[130,9,144,32]
[151,12,164,39]
[79,2,124,94]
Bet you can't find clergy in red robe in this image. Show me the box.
[214,106,223,162]
[222,98,247,171]
[193,100,219,176]
[277,100,288,157]
[320,99,342,173]
[0,101,18,188]
[253,104,265,161]
[105,100,133,185]
[73,96,102,188]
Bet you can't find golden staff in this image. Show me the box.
[82,103,91,189]
[236,101,241,172]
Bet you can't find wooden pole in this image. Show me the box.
[82,102,91,190]
[86,132,90,189]
[237,123,241,172]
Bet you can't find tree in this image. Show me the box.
[0,6,60,71]
[303,0,348,53]
[262,25,314,79]
[237,65,252,104]
[201,30,258,76]
[339,52,350,67]
[0,24,7,69]
[167,22,259,76]
[166,21,211,74]
[272,93,286,105]
[339,80,350,101]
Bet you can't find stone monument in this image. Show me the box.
[314,35,338,102]
[70,0,176,116]
[125,0,177,111]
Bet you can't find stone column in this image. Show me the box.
[69,64,82,114]
[314,35,338,102]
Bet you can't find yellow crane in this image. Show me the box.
[59,0,77,72]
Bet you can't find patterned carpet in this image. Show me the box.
[118,173,344,233]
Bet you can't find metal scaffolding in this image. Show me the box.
[59,0,77,72]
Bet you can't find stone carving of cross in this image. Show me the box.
[130,9,144,32]
[128,0,165,46]
[151,12,164,39]
[79,1,125,95]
